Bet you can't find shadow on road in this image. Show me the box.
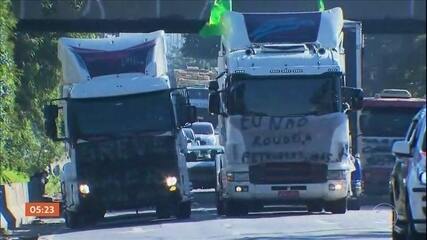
[6,192,391,239]
[33,206,314,237]
[229,230,390,239]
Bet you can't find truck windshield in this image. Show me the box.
[188,88,208,99]
[68,90,174,140]
[229,77,339,116]
[360,107,418,137]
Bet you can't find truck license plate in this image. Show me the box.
[278,190,299,199]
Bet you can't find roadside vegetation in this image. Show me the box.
[1,1,96,185]
[45,174,61,196]
[0,169,29,185]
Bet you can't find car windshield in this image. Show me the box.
[68,90,174,140]
[186,148,224,162]
[188,88,209,99]
[183,128,195,140]
[360,107,419,137]
[191,123,214,134]
[228,76,339,116]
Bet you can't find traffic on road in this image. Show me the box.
[1,1,425,240]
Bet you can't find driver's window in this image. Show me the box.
[406,120,418,142]
[410,124,421,150]
[406,120,419,151]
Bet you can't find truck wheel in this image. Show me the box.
[156,203,171,219]
[348,198,361,210]
[392,209,405,240]
[176,201,192,219]
[307,202,323,213]
[325,198,347,214]
[224,200,248,217]
[97,209,106,220]
[216,193,225,216]
[65,210,83,229]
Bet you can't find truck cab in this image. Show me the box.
[44,31,196,228]
[209,8,363,216]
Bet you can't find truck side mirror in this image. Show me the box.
[43,104,59,140]
[342,87,364,111]
[187,105,197,123]
[209,92,220,114]
[208,81,219,91]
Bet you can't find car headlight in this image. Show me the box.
[165,176,178,187]
[226,172,249,182]
[327,170,347,180]
[420,171,426,185]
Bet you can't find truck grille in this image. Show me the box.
[249,162,327,184]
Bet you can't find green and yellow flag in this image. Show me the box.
[199,0,232,37]
[318,0,325,11]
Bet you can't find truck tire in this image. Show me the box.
[392,209,405,240]
[216,194,225,216]
[224,200,248,217]
[65,210,83,229]
[348,198,361,210]
[176,201,192,219]
[325,198,347,214]
[156,203,171,219]
[307,202,323,213]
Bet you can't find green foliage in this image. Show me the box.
[1,0,19,174]
[363,34,426,98]
[45,174,61,196]
[0,169,29,185]
[182,34,220,60]
[1,2,97,179]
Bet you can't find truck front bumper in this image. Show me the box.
[222,180,348,203]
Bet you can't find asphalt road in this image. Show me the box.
[35,205,392,240]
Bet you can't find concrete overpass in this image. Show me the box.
[12,0,426,33]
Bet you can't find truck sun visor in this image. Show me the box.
[243,12,321,44]
[70,40,156,78]
[222,8,343,51]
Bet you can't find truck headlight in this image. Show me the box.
[166,176,178,187]
[79,184,90,194]
[226,172,249,182]
[420,172,426,185]
[327,170,347,180]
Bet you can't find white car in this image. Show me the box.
[182,127,199,148]
[191,122,217,146]
[391,107,426,240]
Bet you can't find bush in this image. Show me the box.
[45,174,61,196]
[0,169,29,185]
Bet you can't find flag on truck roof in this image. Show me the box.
[318,0,325,11]
[199,0,232,37]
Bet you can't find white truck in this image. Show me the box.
[208,8,364,216]
[43,31,196,228]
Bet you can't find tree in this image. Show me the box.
[181,34,220,60]
[1,0,98,177]
[363,34,426,98]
